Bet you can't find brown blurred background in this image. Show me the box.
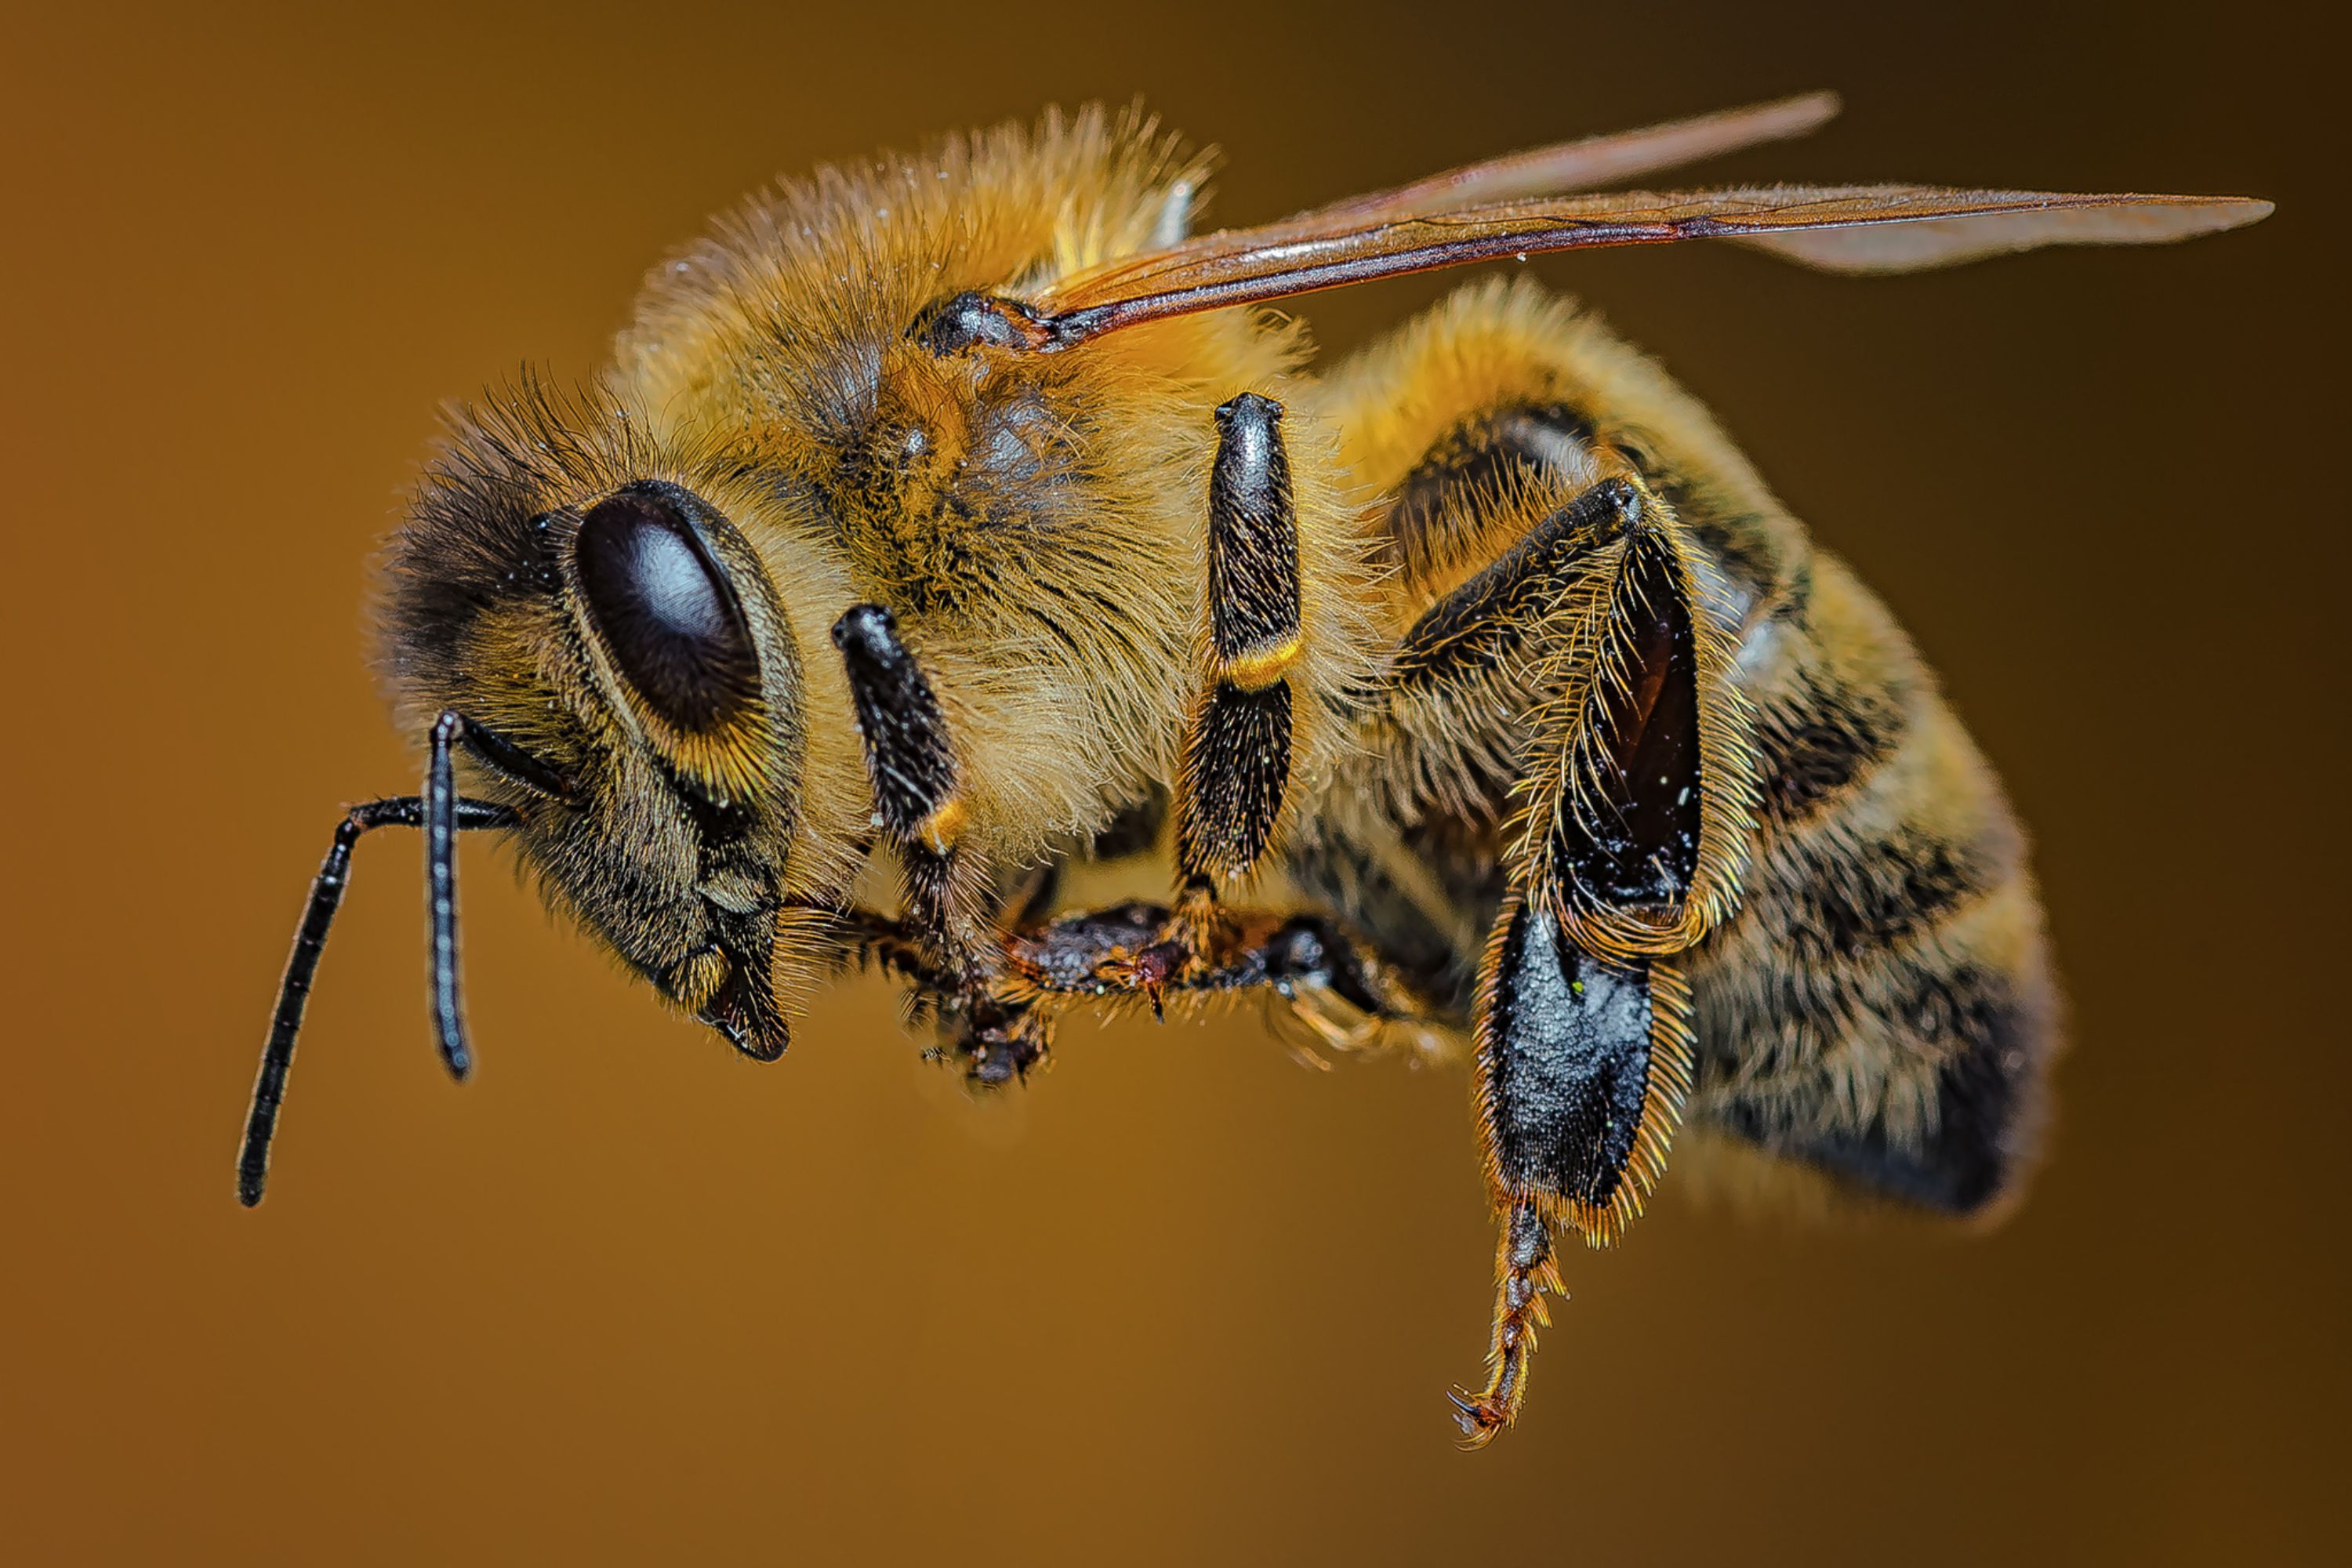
[5,1,2343,1562]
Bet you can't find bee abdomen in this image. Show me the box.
[1687,549,2060,1215]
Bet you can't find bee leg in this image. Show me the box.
[1447,1200,1555,1446]
[1368,478,1652,923]
[831,604,995,985]
[992,901,1442,1043]
[1522,500,1748,961]
[1167,394,1303,973]
[1377,478,1723,1442]
[811,891,1444,1087]
[1256,913,1443,1057]
[1385,475,1639,717]
[786,897,1051,1084]
[1388,465,1751,955]
[1450,894,1692,1445]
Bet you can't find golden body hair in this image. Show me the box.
[238,101,2265,1446]
[612,114,1377,897]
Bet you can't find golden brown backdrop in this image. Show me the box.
[5,2,2343,1562]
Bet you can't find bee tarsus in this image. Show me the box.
[1450,1201,1556,1448]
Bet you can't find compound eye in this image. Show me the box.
[573,484,760,732]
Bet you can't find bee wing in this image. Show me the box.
[1255,92,1844,234]
[1729,196,2273,272]
[1029,185,2272,348]
[1125,95,1842,278]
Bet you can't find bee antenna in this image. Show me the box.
[235,711,517,1208]
[424,710,479,1080]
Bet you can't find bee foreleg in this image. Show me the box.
[1171,394,1302,949]
[831,604,994,984]
[780,894,1051,1083]
[1453,893,1691,1444]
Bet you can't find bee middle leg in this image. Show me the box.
[1165,393,1303,965]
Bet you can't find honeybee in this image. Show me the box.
[234,93,2269,1443]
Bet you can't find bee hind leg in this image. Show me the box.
[1454,895,1693,1444]
[1367,464,1744,1441]
[1448,1200,1556,1445]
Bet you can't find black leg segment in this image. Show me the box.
[1381,477,1735,956]
[1482,474,1751,962]
[697,932,789,1062]
[832,604,985,978]
[1178,680,1293,887]
[1206,394,1301,677]
[1178,394,1303,890]
[1453,891,1691,1442]
[833,604,961,852]
[1481,898,1666,1221]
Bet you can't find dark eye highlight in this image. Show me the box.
[573,484,760,731]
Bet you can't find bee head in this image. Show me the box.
[377,382,813,1059]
